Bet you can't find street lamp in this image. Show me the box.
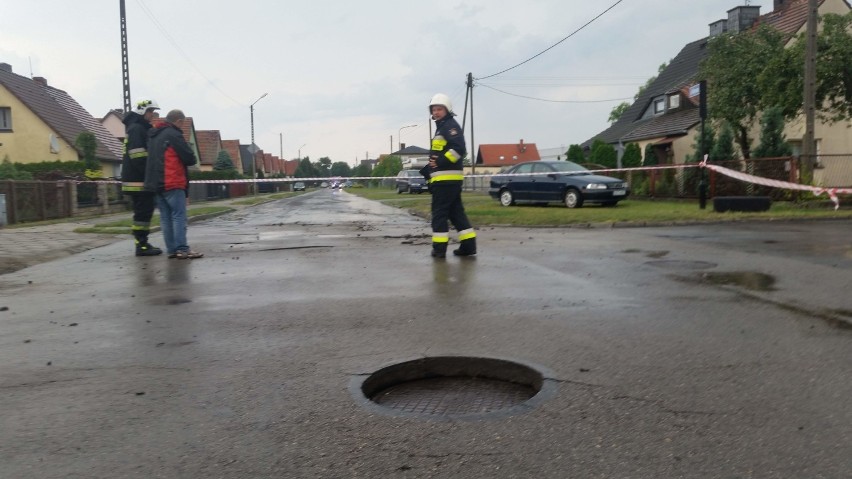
[249,92,268,195]
[398,124,417,151]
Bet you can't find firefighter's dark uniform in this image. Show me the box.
[121,110,161,255]
[426,114,477,257]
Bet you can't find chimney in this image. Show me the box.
[727,5,761,34]
[33,76,48,87]
[709,19,728,37]
[774,0,786,12]
[0,62,11,73]
[400,142,406,150]
[519,139,526,153]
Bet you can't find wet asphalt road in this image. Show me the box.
[1,189,850,478]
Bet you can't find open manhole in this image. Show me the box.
[351,356,556,420]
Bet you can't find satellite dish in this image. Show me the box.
[49,133,60,153]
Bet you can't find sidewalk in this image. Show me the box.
[0,197,252,275]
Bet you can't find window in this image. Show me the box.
[653,98,665,114]
[0,107,11,131]
[668,94,680,109]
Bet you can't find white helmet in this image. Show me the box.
[134,98,160,115]
[429,93,454,116]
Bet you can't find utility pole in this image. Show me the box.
[801,0,818,183]
[467,72,475,175]
[280,133,283,159]
[119,0,131,112]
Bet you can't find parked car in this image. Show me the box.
[395,169,429,194]
[489,160,629,208]
[293,181,306,191]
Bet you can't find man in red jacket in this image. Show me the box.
[144,109,203,259]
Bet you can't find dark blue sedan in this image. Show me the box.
[488,161,629,208]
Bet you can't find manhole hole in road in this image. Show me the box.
[351,356,557,420]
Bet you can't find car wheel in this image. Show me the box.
[397,186,403,194]
[564,188,583,208]
[499,189,515,207]
[407,187,413,194]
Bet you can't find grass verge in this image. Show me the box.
[73,206,232,234]
[347,188,851,226]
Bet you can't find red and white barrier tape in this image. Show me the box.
[71,160,850,209]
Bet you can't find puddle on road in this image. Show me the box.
[645,260,717,270]
[695,271,777,292]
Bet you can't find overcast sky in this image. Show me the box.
[2,0,748,165]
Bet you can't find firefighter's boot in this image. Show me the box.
[134,231,163,257]
[431,242,447,259]
[453,237,477,257]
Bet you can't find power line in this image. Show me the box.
[477,83,631,103]
[476,0,626,81]
[134,0,242,106]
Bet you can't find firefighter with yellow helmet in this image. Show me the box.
[423,93,477,258]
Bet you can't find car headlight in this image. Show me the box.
[585,183,608,190]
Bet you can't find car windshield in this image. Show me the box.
[547,161,589,173]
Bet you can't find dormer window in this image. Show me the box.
[668,94,680,109]
[653,98,666,114]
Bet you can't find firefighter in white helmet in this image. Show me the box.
[421,93,477,258]
[121,98,163,256]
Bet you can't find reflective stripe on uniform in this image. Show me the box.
[429,170,464,183]
[129,147,148,159]
[131,222,150,232]
[444,149,461,163]
[122,182,145,192]
[431,135,447,150]
[458,228,476,241]
[432,232,449,243]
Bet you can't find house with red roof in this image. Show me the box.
[472,139,541,174]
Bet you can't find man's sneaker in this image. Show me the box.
[135,243,163,256]
[167,253,178,259]
[175,250,204,260]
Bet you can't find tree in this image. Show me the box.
[608,102,630,124]
[351,162,372,179]
[621,143,642,168]
[314,157,332,177]
[700,26,787,158]
[752,106,793,158]
[710,122,737,162]
[688,124,716,164]
[770,11,852,124]
[294,157,319,178]
[371,155,402,180]
[330,161,352,177]
[75,132,99,171]
[588,139,617,168]
[566,144,585,163]
[213,150,235,170]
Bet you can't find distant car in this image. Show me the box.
[331,181,339,189]
[489,160,629,208]
[320,181,329,188]
[395,169,429,194]
[293,181,306,191]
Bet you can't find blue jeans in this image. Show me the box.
[156,189,188,254]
